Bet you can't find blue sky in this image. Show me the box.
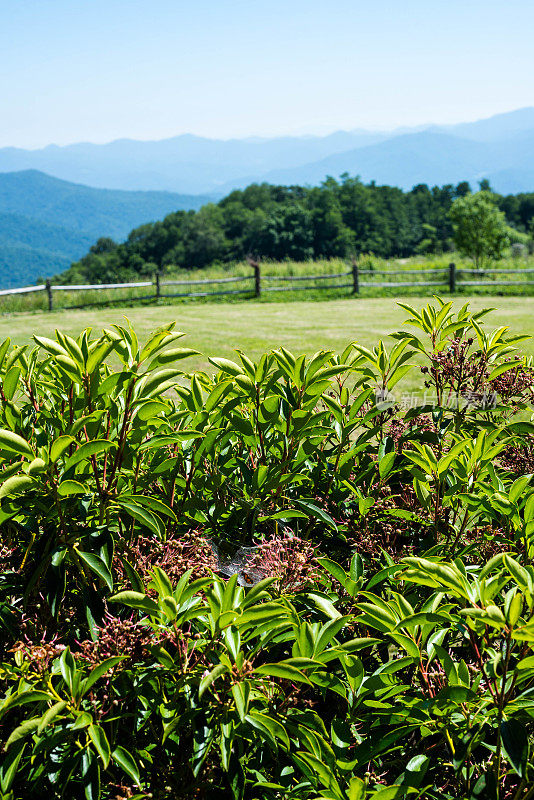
[1,0,533,147]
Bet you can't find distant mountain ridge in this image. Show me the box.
[250,130,534,196]
[1,107,534,289]
[1,107,534,195]
[0,171,210,288]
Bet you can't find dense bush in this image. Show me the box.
[1,300,534,799]
[58,178,534,284]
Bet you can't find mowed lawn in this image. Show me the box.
[1,295,533,393]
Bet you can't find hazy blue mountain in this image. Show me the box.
[241,130,534,194]
[444,107,534,142]
[224,133,485,191]
[0,108,533,195]
[0,131,389,194]
[0,171,211,288]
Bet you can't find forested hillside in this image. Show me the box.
[60,177,534,284]
[0,171,211,288]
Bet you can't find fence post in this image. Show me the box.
[155,271,161,300]
[45,279,53,311]
[351,256,359,295]
[449,262,456,293]
[246,255,261,298]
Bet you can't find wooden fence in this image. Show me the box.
[1,261,534,311]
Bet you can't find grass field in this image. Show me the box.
[2,295,534,395]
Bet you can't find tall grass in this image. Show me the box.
[1,252,533,316]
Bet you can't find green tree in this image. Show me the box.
[449,190,510,270]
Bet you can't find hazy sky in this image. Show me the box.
[1,0,533,148]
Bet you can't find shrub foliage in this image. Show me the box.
[1,300,534,799]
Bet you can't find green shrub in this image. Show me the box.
[1,300,534,799]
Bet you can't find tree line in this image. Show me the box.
[57,175,534,283]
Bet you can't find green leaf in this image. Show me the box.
[0,691,52,721]
[199,663,229,697]
[307,592,342,619]
[112,746,141,787]
[3,366,21,400]
[379,451,396,479]
[257,509,309,522]
[64,440,116,471]
[509,475,533,504]
[77,551,113,592]
[205,379,234,412]
[72,711,94,730]
[37,700,68,734]
[120,493,177,521]
[33,335,69,357]
[140,368,185,398]
[135,399,168,420]
[5,718,40,749]
[231,682,249,721]
[120,558,144,593]
[0,428,34,458]
[86,338,116,373]
[110,590,160,616]
[88,724,111,768]
[0,741,26,793]
[317,557,348,585]
[247,711,290,750]
[161,596,178,620]
[115,499,163,538]
[254,662,311,684]
[504,554,532,591]
[59,646,76,692]
[390,632,420,658]
[208,357,242,376]
[371,788,407,799]
[489,360,524,381]
[375,655,415,675]
[152,347,200,365]
[0,475,34,499]
[50,435,75,463]
[81,745,101,800]
[293,751,340,792]
[293,499,337,531]
[27,457,46,475]
[347,777,366,800]
[501,718,529,778]
[58,479,87,496]
[81,657,124,696]
[228,751,245,800]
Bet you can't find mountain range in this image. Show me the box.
[1,107,534,196]
[0,171,209,288]
[0,107,533,288]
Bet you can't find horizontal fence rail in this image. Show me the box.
[52,281,153,291]
[359,280,448,288]
[0,284,46,297]
[159,288,253,299]
[457,267,534,275]
[161,275,253,286]
[264,282,353,292]
[460,280,534,287]
[262,271,352,282]
[0,260,533,312]
[358,267,448,276]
